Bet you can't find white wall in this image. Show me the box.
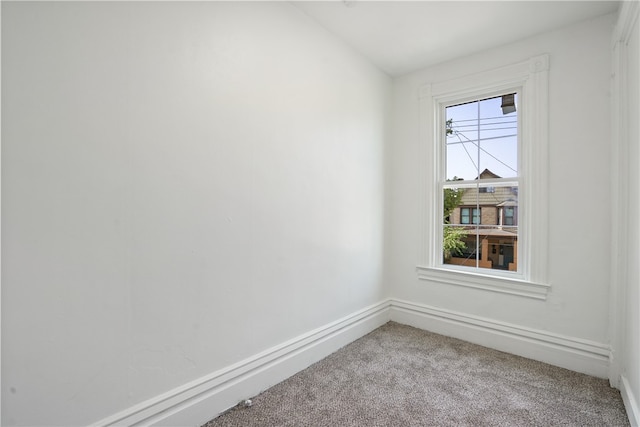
[1,2,389,425]
[614,2,640,424]
[624,15,640,418]
[387,14,616,359]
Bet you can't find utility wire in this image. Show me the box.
[449,114,517,123]
[454,132,478,173]
[448,128,517,175]
[446,133,517,146]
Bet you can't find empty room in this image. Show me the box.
[1,1,639,426]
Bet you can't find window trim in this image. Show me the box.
[417,55,550,299]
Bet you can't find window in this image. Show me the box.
[503,206,516,226]
[479,186,495,193]
[417,55,550,300]
[444,94,519,272]
[460,207,480,225]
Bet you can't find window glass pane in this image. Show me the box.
[446,94,518,181]
[443,187,465,224]
[504,207,516,226]
[442,184,518,272]
[443,94,519,273]
[461,208,470,224]
[443,224,475,266]
[472,208,480,225]
[446,142,477,181]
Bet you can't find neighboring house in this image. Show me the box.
[448,169,518,271]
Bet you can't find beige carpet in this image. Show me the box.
[203,322,629,426]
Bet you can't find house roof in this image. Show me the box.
[478,169,501,180]
[460,228,518,238]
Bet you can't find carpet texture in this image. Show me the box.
[203,322,629,426]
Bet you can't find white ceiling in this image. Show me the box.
[292,1,620,76]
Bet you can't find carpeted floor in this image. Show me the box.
[203,322,629,426]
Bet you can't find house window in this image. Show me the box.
[417,55,550,300]
[503,206,517,226]
[479,186,495,193]
[460,207,480,225]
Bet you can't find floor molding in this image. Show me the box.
[91,300,391,427]
[92,298,620,426]
[621,375,640,427]
[388,299,611,378]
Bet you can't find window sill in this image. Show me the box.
[416,266,550,300]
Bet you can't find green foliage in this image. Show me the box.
[443,226,467,260]
[443,186,464,223]
[442,175,466,261]
[446,118,454,135]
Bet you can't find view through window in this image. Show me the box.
[442,93,519,272]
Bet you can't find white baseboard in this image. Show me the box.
[621,375,640,427]
[389,299,611,378]
[92,300,391,427]
[93,297,618,426]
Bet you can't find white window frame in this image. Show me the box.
[417,55,550,300]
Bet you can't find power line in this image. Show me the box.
[452,119,516,126]
[448,115,517,123]
[449,130,517,174]
[451,126,518,132]
[446,133,517,145]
